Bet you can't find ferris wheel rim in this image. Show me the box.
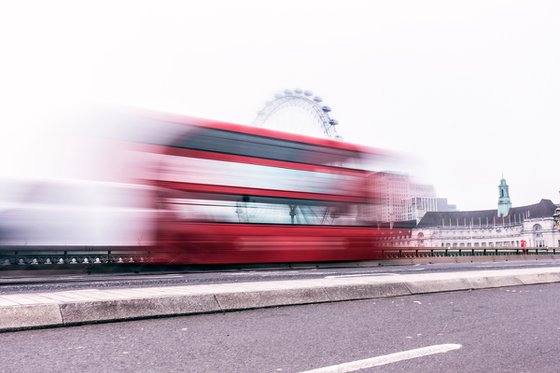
[254,89,342,140]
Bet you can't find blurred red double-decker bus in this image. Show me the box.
[125,111,394,264]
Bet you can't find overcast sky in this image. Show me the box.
[1,0,559,211]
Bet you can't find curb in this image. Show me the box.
[2,267,560,332]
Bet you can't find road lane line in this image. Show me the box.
[324,273,399,278]
[299,344,462,373]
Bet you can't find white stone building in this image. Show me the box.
[409,178,560,248]
[412,200,559,248]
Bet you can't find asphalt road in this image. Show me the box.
[2,282,560,372]
[2,258,560,294]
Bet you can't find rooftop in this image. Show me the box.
[417,199,557,228]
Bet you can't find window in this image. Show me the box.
[166,193,365,226]
[533,224,544,247]
[417,232,424,246]
[171,127,362,168]
[158,155,362,197]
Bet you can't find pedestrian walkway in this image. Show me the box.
[2,266,560,332]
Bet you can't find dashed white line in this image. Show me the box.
[298,343,462,373]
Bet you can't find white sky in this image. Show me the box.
[1,0,559,211]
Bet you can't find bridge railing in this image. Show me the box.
[381,247,560,259]
[2,245,559,266]
[0,246,152,266]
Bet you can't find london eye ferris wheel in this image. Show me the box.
[244,89,345,225]
[253,89,341,140]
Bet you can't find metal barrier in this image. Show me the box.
[381,247,559,259]
[2,245,559,267]
[0,246,152,266]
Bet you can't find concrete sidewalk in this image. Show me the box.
[2,266,560,332]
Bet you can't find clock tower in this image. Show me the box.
[497,176,512,217]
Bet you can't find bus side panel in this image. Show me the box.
[154,222,390,264]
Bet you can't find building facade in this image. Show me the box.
[369,176,560,249]
[412,199,560,248]
[406,177,560,248]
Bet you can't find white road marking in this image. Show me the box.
[299,344,462,373]
[225,271,338,276]
[324,273,399,279]
[141,275,184,279]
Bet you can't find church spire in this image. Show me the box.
[497,176,512,217]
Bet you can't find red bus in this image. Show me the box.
[127,111,395,264]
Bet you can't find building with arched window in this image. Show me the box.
[412,199,559,248]
[374,177,560,248]
[408,177,560,248]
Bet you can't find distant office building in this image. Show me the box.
[437,198,456,212]
[365,172,455,224]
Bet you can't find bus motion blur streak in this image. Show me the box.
[131,111,398,265]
